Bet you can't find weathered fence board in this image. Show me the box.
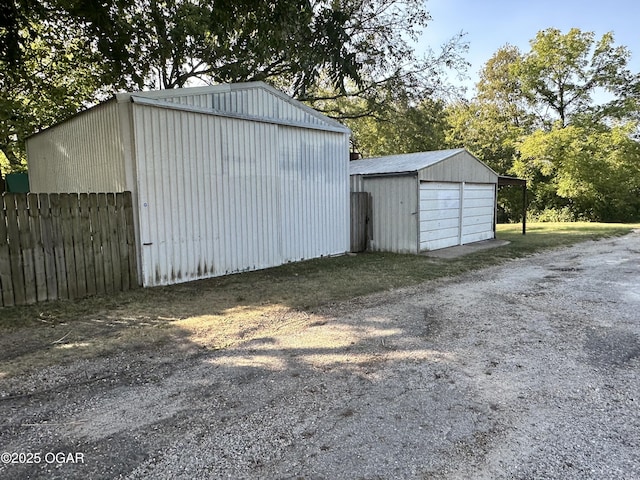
[0,192,138,307]
[350,192,372,253]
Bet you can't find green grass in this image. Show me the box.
[1,221,636,324]
[0,221,636,377]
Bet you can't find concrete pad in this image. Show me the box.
[422,238,510,259]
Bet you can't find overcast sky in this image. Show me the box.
[418,0,640,95]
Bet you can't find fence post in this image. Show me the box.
[38,193,58,301]
[27,193,48,302]
[0,195,15,306]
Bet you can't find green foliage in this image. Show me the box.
[445,46,534,174]
[446,100,520,174]
[528,207,577,223]
[0,9,111,172]
[513,122,640,221]
[457,28,640,223]
[348,97,449,157]
[1,0,468,169]
[515,28,633,127]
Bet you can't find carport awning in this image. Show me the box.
[497,176,527,235]
[498,175,526,187]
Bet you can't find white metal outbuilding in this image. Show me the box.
[27,82,351,286]
[350,149,498,253]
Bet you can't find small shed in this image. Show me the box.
[350,149,498,253]
[27,82,351,286]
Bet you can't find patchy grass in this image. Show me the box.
[0,222,636,377]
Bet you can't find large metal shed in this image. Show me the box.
[27,82,351,286]
[350,149,498,253]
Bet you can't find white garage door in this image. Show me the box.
[419,182,461,250]
[461,184,495,244]
[419,182,495,251]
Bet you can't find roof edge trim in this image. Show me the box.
[130,95,351,134]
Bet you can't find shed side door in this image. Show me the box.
[461,183,495,244]
[419,182,461,251]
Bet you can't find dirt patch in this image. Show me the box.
[1,232,639,479]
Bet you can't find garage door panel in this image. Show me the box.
[421,226,460,238]
[419,182,461,250]
[421,199,460,211]
[462,229,494,244]
[462,214,494,226]
[421,206,459,220]
[420,228,460,250]
[421,217,460,231]
[463,208,493,218]
[463,221,493,234]
[461,184,494,245]
[463,197,494,208]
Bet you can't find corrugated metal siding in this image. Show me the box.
[158,85,332,129]
[27,101,127,192]
[133,104,349,287]
[278,126,349,262]
[361,175,418,254]
[211,88,326,127]
[418,150,497,184]
[350,174,364,192]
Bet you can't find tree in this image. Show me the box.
[446,46,535,173]
[56,0,468,108]
[1,0,468,171]
[515,28,634,127]
[452,29,640,222]
[513,121,640,221]
[0,6,111,171]
[349,97,449,157]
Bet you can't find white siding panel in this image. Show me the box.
[279,127,349,262]
[209,87,328,128]
[133,104,348,287]
[417,150,498,184]
[27,101,127,193]
[361,175,418,253]
[134,104,283,286]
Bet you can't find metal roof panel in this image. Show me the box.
[349,149,466,175]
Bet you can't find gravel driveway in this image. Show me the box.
[1,232,639,479]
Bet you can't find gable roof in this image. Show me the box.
[121,81,351,134]
[30,82,350,139]
[349,149,467,175]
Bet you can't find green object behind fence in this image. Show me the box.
[5,173,30,193]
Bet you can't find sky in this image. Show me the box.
[417,0,640,95]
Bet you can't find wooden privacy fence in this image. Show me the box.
[350,192,372,252]
[0,192,138,307]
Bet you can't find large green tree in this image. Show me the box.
[513,121,640,221]
[451,29,640,222]
[348,97,450,157]
[1,0,467,172]
[444,46,532,221]
[515,28,635,127]
[1,4,110,171]
[27,0,467,107]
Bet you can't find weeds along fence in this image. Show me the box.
[0,192,138,307]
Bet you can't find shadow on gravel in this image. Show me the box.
[0,295,500,480]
